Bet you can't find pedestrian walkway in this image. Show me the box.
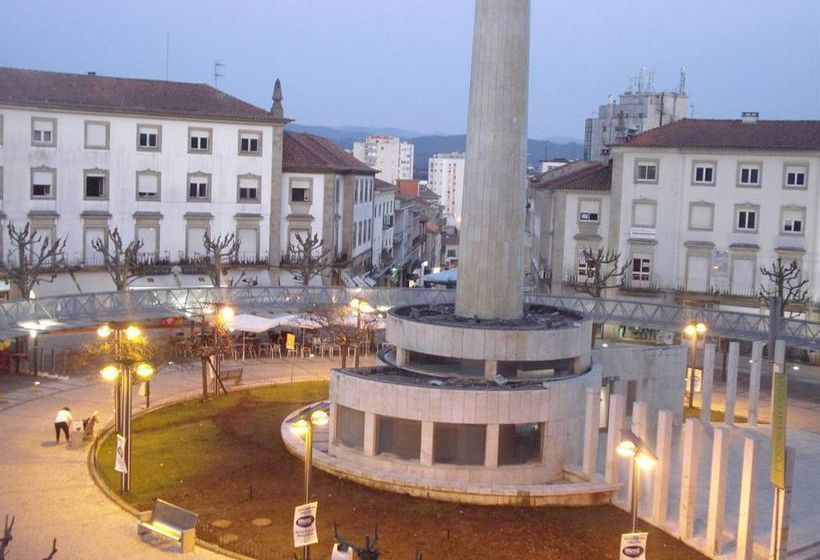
[0,355,352,559]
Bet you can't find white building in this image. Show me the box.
[0,67,287,295]
[584,69,689,162]
[427,152,464,224]
[352,135,415,184]
[372,178,397,280]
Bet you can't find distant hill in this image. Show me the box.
[286,124,585,180]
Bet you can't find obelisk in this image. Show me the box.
[455,0,529,321]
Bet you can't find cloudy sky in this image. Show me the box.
[1,0,818,140]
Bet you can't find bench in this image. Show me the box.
[220,367,243,387]
[137,499,198,553]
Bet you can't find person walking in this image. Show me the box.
[54,406,72,443]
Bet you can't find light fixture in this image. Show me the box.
[28,329,37,339]
[310,409,329,427]
[97,324,112,339]
[617,439,637,458]
[792,365,800,371]
[290,418,310,436]
[100,364,120,382]
[125,325,142,341]
[636,451,657,470]
[219,306,235,323]
[135,363,155,379]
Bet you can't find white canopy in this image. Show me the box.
[230,313,285,333]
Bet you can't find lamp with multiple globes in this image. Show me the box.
[683,321,708,408]
[618,430,658,534]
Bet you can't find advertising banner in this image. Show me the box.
[293,502,318,548]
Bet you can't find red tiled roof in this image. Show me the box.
[531,161,612,192]
[0,67,281,123]
[283,131,375,174]
[624,118,820,151]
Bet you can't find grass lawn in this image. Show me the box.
[97,382,707,560]
[684,406,756,424]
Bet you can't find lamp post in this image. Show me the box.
[98,323,155,494]
[683,322,707,409]
[617,430,658,534]
[349,298,375,368]
[289,402,330,560]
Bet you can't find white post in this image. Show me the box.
[651,410,674,527]
[748,340,764,426]
[628,401,649,513]
[736,437,758,560]
[706,427,729,556]
[582,388,601,476]
[700,343,716,424]
[420,421,434,466]
[363,412,377,457]
[725,341,739,425]
[770,446,796,559]
[484,423,499,468]
[605,393,626,485]
[678,418,702,541]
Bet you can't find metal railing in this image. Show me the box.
[0,288,818,349]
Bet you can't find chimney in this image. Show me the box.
[741,111,759,124]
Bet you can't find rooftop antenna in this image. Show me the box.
[165,33,170,80]
[679,66,687,95]
[213,61,225,88]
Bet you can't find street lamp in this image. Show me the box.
[289,402,330,560]
[617,430,658,534]
[683,322,707,409]
[349,298,375,368]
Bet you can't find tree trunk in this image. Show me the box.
[341,345,348,368]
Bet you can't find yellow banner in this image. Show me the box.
[286,333,296,351]
[771,368,787,489]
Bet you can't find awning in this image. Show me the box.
[74,271,116,294]
[230,313,284,333]
[420,268,458,286]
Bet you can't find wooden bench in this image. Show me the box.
[137,499,198,553]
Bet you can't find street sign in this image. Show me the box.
[293,502,318,548]
[771,363,788,489]
[114,434,128,474]
[286,333,296,351]
[620,532,648,560]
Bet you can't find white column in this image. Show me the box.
[395,347,409,367]
[678,418,702,540]
[748,340,765,426]
[605,393,626,485]
[736,437,758,560]
[628,401,649,511]
[651,410,674,527]
[706,427,729,556]
[725,341,739,425]
[700,343,716,424]
[420,421,434,466]
[363,412,377,457]
[582,387,601,476]
[770,446,796,559]
[484,423,500,468]
[328,402,338,446]
[484,359,498,380]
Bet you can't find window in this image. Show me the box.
[688,202,715,231]
[631,200,657,228]
[693,163,715,185]
[377,416,421,460]
[784,218,802,233]
[136,223,159,262]
[136,171,160,200]
[738,164,761,187]
[784,165,808,189]
[336,405,365,450]
[290,179,311,203]
[32,118,56,146]
[84,170,108,199]
[188,128,211,152]
[433,423,485,465]
[736,207,758,232]
[782,207,805,235]
[577,253,595,277]
[137,124,161,150]
[187,173,210,201]
[238,131,261,155]
[578,199,601,223]
[631,257,651,282]
[635,161,658,183]
[84,121,109,149]
[498,423,542,465]
[238,175,260,202]
[31,168,56,199]
[236,227,259,261]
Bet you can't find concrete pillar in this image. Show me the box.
[420,421,434,466]
[736,437,758,560]
[770,446,796,559]
[725,341,739,425]
[454,0,530,321]
[706,427,729,556]
[484,359,498,380]
[748,340,765,426]
[678,418,702,541]
[582,388,601,476]
[328,402,338,446]
[484,424,500,467]
[395,347,408,367]
[700,343,716,424]
[363,412,377,457]
[651,410,674,527]
[605,393,626,485]
[628,401,649,511]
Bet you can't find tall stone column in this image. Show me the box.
[455,0,530,321]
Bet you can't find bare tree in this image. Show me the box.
[760,257,809,356]
[305,305,379,368]
[91,227,144,291]
[203,230,240,288]
[287,232,331,286]
[574,248,629,346]
[3,222,67,300]
[0,515,57,560]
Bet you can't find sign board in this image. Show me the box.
[286,333,297,351]
[620,532,648,560]
[114,434,128,474]
[771,364,788,488]
[293,502,318,548]
[629,227,656,240]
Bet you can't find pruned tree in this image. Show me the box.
[334,521,380,560]
[305,304,380,368]
[760,257,809,357]
[2,222,67,300]
[287,232,331,286]
[0,515,57,560]
[574,248,629,346]
[91,227,144,291]
[203,230,240,288]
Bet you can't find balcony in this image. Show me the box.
[383,215,394,229]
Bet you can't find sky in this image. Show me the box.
[0,0,818,140]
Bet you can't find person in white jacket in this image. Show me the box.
[54,407,72,443]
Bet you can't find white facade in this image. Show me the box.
[352,176,375,263]
[427,152,465,223]
[352,135,415,184]
[372,187,396,272]
[0,106,275,269]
